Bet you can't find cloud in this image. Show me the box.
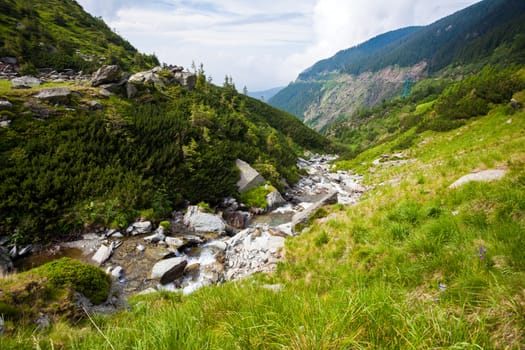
[76,0,479,90]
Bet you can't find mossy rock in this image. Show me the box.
[28,257,111,305]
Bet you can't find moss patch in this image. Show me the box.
[239,183,276,209]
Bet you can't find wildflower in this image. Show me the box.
[477,245,487,260]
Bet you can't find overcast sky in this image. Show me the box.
[76,0,479,91]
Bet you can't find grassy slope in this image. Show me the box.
[3,86,523,350]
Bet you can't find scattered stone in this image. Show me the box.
[90,65,121,87]
[34,88,72,104]
[150,257,188,284]
[92,244,113,265]
[510,98,521,110]
[449,169,507,189]
[111,266,124,279]
[11,76,41,89]
[144,227,166,243]
[262,284,282,293]
[205,241,227,252]
[129,70,165,86]
[183,206,226,234]
[165,236,184,249]
[236,159,265,193]
[136,244,146,252]
[35,313,51,332]
[88,100,104,110]
[126,221,153,236]
[0,100,12,110]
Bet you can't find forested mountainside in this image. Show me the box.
[0,0,159,72]
[0,1,330,244]
[269,0,525,130]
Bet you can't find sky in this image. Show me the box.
[76,0,479,91]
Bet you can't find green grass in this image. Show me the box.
[2,92,525,349]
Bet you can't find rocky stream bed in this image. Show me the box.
[7,154,365,303]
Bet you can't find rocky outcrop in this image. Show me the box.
[150,257,187,284]
[172,71,196,90]
[291,191,338,234]
[449,169,507,188]
[184,206,226,234]
[34,88,72,104]
[236,159,265,193]
[129,70,165,86]
[11,76,41,89]
[90,65,121,87]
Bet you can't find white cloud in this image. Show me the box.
[76,0,479,91]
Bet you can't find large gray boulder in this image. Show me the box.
[34,88,72,104]
[150,257,187,284]
[90,65,121,87]
[184,206,226,234]
[291,191,338,234]
[449,169,507,189]
[236,159,265,193]
[11,76,41,89]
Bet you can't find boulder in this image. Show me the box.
[126,82,138,98]
[291,191,338,234]
[90,65,121,87]
[184,206,226,234]
[129,71,165,86]
[449,169,507,189]
[34,88,72,104]
[92,244,113,265]
[173,71,196,90]
[0,100,12,110]
[224,210,251,229]
[126,221,153,236]
[11,76,41,89]
[236,159,265,193]
[266,190,287,210]
[150,257,187,284]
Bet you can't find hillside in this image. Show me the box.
[269,0,525,130]
[4,64,524,350]
[0,0,159,72]
[0,1,330,244]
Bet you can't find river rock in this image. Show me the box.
[266,190,286,210]
[126,221,153,236]
[223,210,251,229]
[92,244,113,265]
[110,266,124,279]
[150,257,187,284]
[184,206,226,234]
[165,236,184,249]
[236,159,265,193]
[11,76,41,89]
[291,191,338,234]
[90,65,121,87]
[144,227,166,243]
[449,169,507,188]
[34,88,72,104]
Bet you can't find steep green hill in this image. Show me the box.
[0,0,159,72]
[0,1,330,243]
[270,0,525,130]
